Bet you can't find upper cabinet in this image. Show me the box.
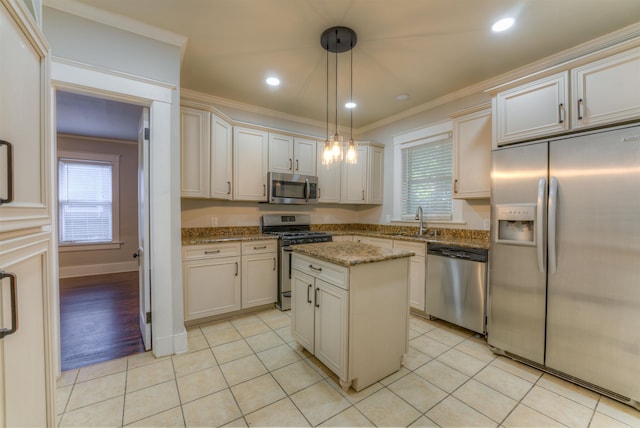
[341,143,384,205]
[0,0,50,233]
[233,127,268,201]
[491,45,640,146]
[268,133,316,176]
[452,106,492,199]
[316,143,341,203]
[210,115,233,200]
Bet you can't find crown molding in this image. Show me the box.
[43,0,188,62]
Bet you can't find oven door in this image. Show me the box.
[278,245,293,310]
[268,172,318,204]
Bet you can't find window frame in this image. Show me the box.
[57,151,122,251]
[392,121,463,224]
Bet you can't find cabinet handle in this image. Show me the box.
[204,250,220,255]
[235,262,239,276]
[253,245,267,250]
[0,271,18,338]
[227,181,231,195]
[289,158,292,170]
[307,283,312,304]
[362,189,365,201]
[309,264,322,272]
[558,103,565,124]
[318,188,321,199]
[273,257,276,271]
[314,287,319,308]
[0,140,14,205]
[454,179,458,194]
[295,159,299,171]
[577,98,584,120]
[263,184,266,197]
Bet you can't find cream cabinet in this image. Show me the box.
[268,134,316,176]
[393,240,427,312]
[571,47,640,129]
[233,127,268,201]
[341,143,384,205]
[358,236,393,248]
[210,115,233,200]
[241,240,277,309]
[182,242,241,320]
[452,106,492,199]
[331,235,353,242]
[316,143,341,203]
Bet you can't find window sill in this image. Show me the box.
[59,242,123,252]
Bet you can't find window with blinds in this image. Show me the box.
[400,134,453,221]
[58,154,119,244]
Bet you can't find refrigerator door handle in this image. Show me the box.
[548,176,559,274]
[536,177,546,273]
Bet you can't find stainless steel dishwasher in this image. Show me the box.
[425,244,488,335]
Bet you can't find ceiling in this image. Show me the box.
[54,0,640,135]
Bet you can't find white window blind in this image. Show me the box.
[59,159,113,243]
[401,135,453,221]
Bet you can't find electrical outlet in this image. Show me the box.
[210,217,218,227]
[324,215,330,223]
[483,219,490,230]
[385,214,391,223]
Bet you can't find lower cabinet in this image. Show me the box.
[241,241,277,308]
[393,240,427,312]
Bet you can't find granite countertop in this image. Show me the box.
[182,234,277,246]
[330,230,490,250]
[291,241,414,267]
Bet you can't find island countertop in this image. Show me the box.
[291,241,414,267]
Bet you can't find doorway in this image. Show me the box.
[55,90,150,370]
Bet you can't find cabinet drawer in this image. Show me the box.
[393,240,426,257]
[242,240,278,255]
[182,242,241,260]
[292,253,348,289]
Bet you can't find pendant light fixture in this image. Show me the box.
[320,26,357,165]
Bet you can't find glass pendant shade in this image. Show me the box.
[345,139,358,164]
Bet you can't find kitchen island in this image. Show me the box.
[291,241,413,391]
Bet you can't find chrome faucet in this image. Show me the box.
[415,206,425,235]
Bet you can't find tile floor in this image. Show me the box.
[56,308,640,427]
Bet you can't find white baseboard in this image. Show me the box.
[59,261,138,278]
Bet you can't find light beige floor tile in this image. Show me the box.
[425,325,471,347]
[66,371,126,412]
[275,325,295,343]
[203,325,242,347]
[319,406,372,427]
[219,354,268,386]
[126,406,184,427]
[502,403,565,427]
[229,314,261,327]
[414,359,469,393]
[402,346,433,371]
[474,364,534,401]
[409,329,422,340]
[409,415,439,427]
[257,343,302,371]
[410,316,438,333]
[522,385,593,427]
[59,395,124,427]
[332,379,383,404]
[437,348,488,376]
[537,373,600,409]
[57,369,78,388]
[213,339,253,364]
[426,395,497,427]
[410,335,451,358]
[231,374,286,414]
[245,330,285,353]
[223,417,249,427]
[590,411,635,428]
[490,356,542,383]
[259,313,291,330]
[172,348,217,377]
[76,357,128,383]
[126,358,175,393]
[245,397,309,427]
[182,389,242,427]
[388,372,448,413]
[56,385,73,415]
[200,319,234,332]
[176,366,228,404]
[305,355,336,378]
[271,360,323,395]
[290,380,351,426]
[596,397,640,427]
[235,319,271,338]
[127,351,170,370]
[453,379,517,423]
[123,380,180,425]
[186,331,209,352]
[380,367,411,386]
[56,414,62,427]
[355,387,422,427]
[454,338,497,363]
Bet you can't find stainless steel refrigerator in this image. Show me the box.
[488,124,640,408]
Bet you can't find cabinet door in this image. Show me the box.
[341,146,367,204]
[367,146,384,204]
[572,47,640,129]
[360,236,393,248]
[494,72,569,145]
[293,138,317,176]
[268,133,294,174]
[242,252,277,308]
[393,241,426,311]
[233,127,268,201]
[0,235,53,427]
[210,115,233,200]
[183,257,241,320]
[0,1,50,232]
[180,107,211,198]
[453,108,491,199]
[316,143,341,203]
[291,269,315,352]
[314,279,348,379]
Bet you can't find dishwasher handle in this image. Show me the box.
[427,245,488,263]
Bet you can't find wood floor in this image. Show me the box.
[59,271,145,371]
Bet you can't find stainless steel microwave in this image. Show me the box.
[267,172,318,204]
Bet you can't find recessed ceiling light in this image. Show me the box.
[266,77,280,86]
[492,17,515,32]
[396,94,410,101]
[345,101,357,109]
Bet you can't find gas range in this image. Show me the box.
[270,231,332,245]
